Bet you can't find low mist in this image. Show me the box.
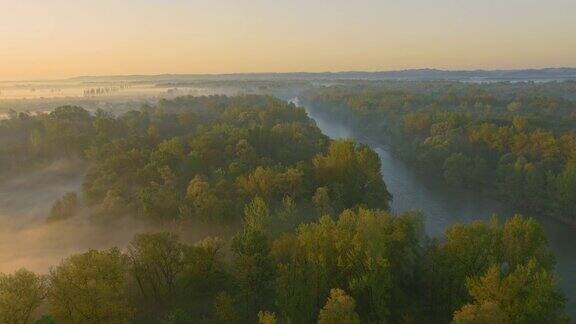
[0,160,230,273]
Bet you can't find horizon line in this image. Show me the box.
[2,66,576,83]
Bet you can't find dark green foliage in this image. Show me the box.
[127,232,184,318]
[231,230,276,322]
[47,192,79,222]
[48,248,134,323]
[213,292,240,324]
[34,316,58,324]
[127,233,230,322]
[0,269,47,324]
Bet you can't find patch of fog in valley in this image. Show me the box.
[0,160,230,273]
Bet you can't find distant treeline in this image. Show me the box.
[69,67,576,82]
[83,83,129,96]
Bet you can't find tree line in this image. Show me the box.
[304,81,576,224]
[0,212,565,323]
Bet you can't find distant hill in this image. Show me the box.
[70,67,576,82]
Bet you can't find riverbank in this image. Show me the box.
[297,98,576,318]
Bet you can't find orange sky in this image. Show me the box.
[1,0,575,80]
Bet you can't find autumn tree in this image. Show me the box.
[243,196,271,233]
[317,289,360,324]
[258,310,277,324]
[425,215,557,322]
[456,260,565,323]
[452,301,507,324]
[313,140,391,211]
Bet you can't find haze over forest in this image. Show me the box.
[1,1,576,323]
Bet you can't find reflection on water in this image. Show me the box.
[301,100,576,316]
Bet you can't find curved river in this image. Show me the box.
[297,99,576,316]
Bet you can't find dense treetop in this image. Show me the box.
[304,81,576,223]
[0,95,391,225]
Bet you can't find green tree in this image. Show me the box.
[507,101,522,113]
[185,176,222,222]
[45,105,94,157]
[139,166,183,221]
[150,138,186,169]
[317,289,360,324]
[47,192,79,222]
[0,269,47,324]
[553,163,576,220]
[274,209,421,323]
[231,230,275,321]
[48,248,133,323]
[126,232,184,318]
[502,215,554,271]
[312,187,334,216]
[213,292,239,324]
[237,166,279,202]
[257,311,277,324]
[313,140,390,211]
[512,116,528,131]
[177,237,230,316]
[463,260,565,323]
[243,196,270,233]
[424,218,502,322]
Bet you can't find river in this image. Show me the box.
[297,99,576,317]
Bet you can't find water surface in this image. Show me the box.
[299,99,576,316]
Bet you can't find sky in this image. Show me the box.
[0,0,575,80]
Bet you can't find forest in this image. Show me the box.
[304,81,576,225]
[0,94,568,323]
